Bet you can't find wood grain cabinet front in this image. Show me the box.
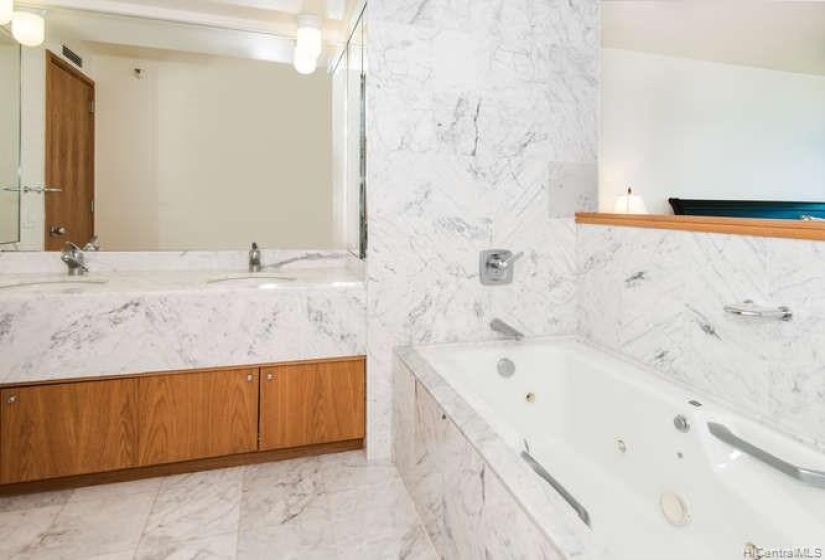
[259,358,365,450]
[137,368,259,466]
[0,379,139,484]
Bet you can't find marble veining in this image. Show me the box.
[366,0,599,458]
[0,266,365,384]
[394,348,604,559]
[578,224,825,452]
[0,451,437,560]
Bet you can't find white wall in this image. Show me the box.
[600,48,825,214]
[0,39,20,245]
[95,51,334,250]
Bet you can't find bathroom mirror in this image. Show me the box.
[597,1,825,228]
[0,29,21,245]
[2,3,366,253]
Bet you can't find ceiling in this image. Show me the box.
[602,1,825,76]
[21,0,361,65]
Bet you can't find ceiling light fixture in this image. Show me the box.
[293,13,321,75]
[0,0,12,25]
[11,10,45,47]
[293,44,317,75]
[296,14,322,58]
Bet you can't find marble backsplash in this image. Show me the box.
[578,224,825,451]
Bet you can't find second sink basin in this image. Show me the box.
[206,273,297,288]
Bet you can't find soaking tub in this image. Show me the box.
[395,337,825,559]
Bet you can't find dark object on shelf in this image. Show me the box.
[669,198,825,220]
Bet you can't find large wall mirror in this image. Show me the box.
[597,1,825,229]
[0,1,366,254]
[0,29,21,245]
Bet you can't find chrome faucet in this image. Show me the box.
[61,242,88,276]
[249,242,262,273]
[490,318,524,341]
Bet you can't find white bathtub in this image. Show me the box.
[412,337,825,559]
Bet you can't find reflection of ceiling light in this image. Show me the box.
[296,14,322,58]
[293,44,317,75]
[12,11,45,47]
[0,0,12,25]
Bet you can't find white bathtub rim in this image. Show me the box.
[395,344,606,560]
[415,334,825,456]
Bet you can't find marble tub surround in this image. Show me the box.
[0,451,437,560]
[365,0,600,458]
[578,224,825,452]
[394,348,603,560]
[0,268,365,384]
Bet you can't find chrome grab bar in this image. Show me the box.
[724,300,792,321]
[521,449,591,527]
[708,422,825,489]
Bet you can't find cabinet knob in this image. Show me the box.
[7,395,16,404]
[266,373,274,381]
[246,374,254,382]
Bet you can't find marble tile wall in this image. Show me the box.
[366,0,599,458]
[578,225,825,451]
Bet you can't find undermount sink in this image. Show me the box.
[206,273,297,288]
[0,277,109,293]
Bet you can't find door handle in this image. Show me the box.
[49,226,67,237]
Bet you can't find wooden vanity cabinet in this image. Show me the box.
[0,357,365,490]
[0,379,139,484]
[137,368,259,466]
[259,358,365,450]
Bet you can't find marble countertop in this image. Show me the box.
[0,267,364,298]
[0,257,367,385]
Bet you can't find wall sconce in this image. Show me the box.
[613,186,648,214]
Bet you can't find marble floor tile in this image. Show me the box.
[134,531,237,560]
[318,450,401,494]
[15,492,155,559]
[0,505,63,559]
[69,477,164,504]
[2,453,437,560]
[329,476,424,545]
[139,468,244,551]
[0,489,74,513]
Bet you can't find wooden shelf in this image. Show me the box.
[575,213,825,241]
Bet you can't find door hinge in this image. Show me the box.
[89,100,95,114]
[90,200,95,213]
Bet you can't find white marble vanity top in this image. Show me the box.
[0,267,363,297]
[0,251,367,385]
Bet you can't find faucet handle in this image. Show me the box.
[497,251,524,270]
[480,249,523,285]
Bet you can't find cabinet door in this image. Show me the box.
[0,379,138,484]
[138,368,258,466]
[260,358,365,450]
